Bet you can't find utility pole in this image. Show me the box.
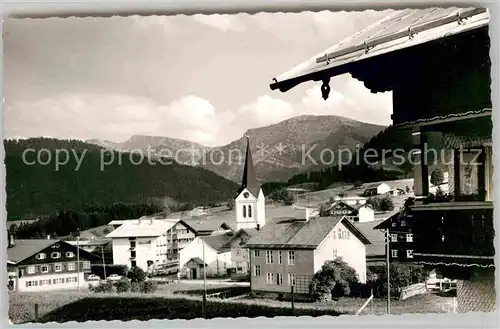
[76,231,80,290]
[385,229,391,314]
[202,238,207,319]
[101,245,107,280]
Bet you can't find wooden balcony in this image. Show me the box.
[408,201,494,266]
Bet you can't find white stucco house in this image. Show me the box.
[363,182,391,196]
[179,233,233,278]
[106,216,197,273]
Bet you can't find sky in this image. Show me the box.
[4,10,394,147]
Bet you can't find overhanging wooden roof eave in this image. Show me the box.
[270,8,490,93]
[392,109,493,131]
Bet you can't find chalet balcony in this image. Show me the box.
[409,201,494,266]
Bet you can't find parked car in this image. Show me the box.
[107,274,122,282]
[87,274,100,281]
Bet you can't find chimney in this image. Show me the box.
[256,224,260,231]
[8,234,15,248]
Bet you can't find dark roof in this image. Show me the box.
[182,217,234,233]
[353,220,387,257]
[238,137,261,198]
[222,228,258,248]
[201,233,234,253]
[270,8,489,92]
[373,211,402,230]
[7,239,59,264]
[187,257,206,266]
[245,216,371,249]
[7,239,101,264]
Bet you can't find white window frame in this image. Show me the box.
[266,272,274,285]
[333,249,338,258]
[41,265,49,273]
[390,234,398,242]
[67,262,76,271]
[83,261,91,269]
[288,250,296,266]
[253,249,260,258]
[406,234,413,242]
[253,265,261,276]
[277,273,283,285]
[36,253,46,260]
[407,250,414,258]
[66,251,74,258]
[278,251,283,264]
[51,252,61,259]
[54,263,63,272]
[391,250,398,258]
[27,266,36,274]
[266,250,273,264]
[288,273,296,286]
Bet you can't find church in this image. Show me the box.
[234,136,266,231]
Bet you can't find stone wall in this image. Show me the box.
[456,268,496,313]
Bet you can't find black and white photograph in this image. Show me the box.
[4,5,495,324]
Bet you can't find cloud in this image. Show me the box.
[192,14,246,32]
[5,93,235,146]
[237,95,294,127]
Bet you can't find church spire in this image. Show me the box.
[238,136,260,197]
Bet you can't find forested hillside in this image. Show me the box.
[5,138,238,222]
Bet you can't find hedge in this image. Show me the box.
[174,286,250,298]
[37,296,342,323]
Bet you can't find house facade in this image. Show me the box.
[179,233,232,278]
[223,228,258,275]
[106,217,196,272]
[244,216,371,296]
[268,7,494,313]
[363,183,391,196]
[7,236,99,292]
[66,238,113,264]
[324,200,375,223]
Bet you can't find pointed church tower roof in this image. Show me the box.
[238,136,261,198]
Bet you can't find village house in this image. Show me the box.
[189,206,211,217]
[106,216,197,272]
[223,228,258,276]
[179,233,233,278]
[7,235,99,292]
[363,183,391,196]
[324,200,376,223]
[268,7,494,313]
[181,216,234,236]
[244,215,371,296]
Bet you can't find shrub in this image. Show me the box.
[115,278,131,293]
[130,282,141,293]
[92,280,114,293]
[309,258,359,301]
[430,169,444,187]
[367,195,394,212]
[127,267,146,283]
[140,281,158,293]
[367,263,430,298]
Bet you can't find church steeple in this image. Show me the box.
[238,136,260,198]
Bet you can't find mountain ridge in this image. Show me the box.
[86,115,387,182]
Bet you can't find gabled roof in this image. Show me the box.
[237,137,261,198]
[270,7,489,93]
[182,216,234,234]
[244,216,371,249]
[106,218,180,238]
[186,257,207,266]
[200,233,234,253]
[222,228,258,248]
[325,200,357,212]
[7,239,59,264]
[353,220,387,257]
[7,239,100,264]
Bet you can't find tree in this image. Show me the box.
[368,263,430,298]
[309,258,359,301]
[378,195,395,212]
[430,169,445,187]
[127,266,147,283]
